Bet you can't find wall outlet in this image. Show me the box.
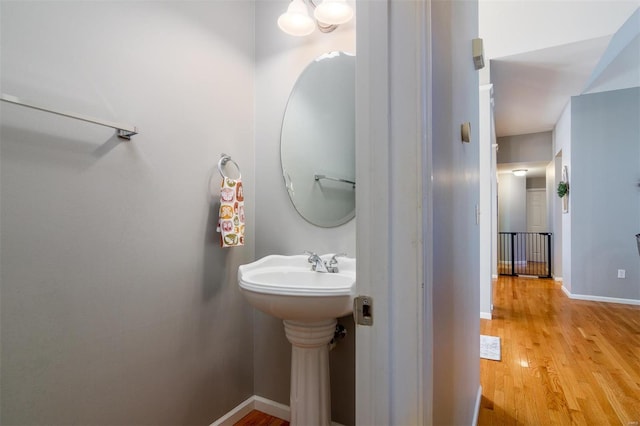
[617,269,626,279]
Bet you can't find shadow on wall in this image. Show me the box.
[0,125,123,171]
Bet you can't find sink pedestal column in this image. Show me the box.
[283,319,336,426]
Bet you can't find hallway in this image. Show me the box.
[479,276,640,425]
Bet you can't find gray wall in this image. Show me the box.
[0,2,255,424]
[431,0,481,423]
[254,1,356,424]
[527,176,546,189]
[497,131,552,164]
[570,87,640,300]
[498,173,527,232]
[497,173,527,262]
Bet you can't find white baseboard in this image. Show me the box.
[561,286,640,306]
[211,396,256,426]
[553,275,563,282]
[472,385,482,426]
[211,395,344,426]
[480,311,492,320]
[491,274,498,279]
[253,396,291,422]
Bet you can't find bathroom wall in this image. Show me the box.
[0,2,255,424]
[253,1,356,424]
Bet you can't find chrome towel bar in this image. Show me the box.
[314,173,355,188]
[1,93,138,140]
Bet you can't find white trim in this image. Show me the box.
[480,312,492,320]
[355,1,391,425]
[553,276,563,282]
[210,395,345,426]
[479,84,494,337]
[472,386,483,426]
[356,0,428,424]
[562,286,640,306]
[210,396,255,426]
[492,274,498,279]
[253,396,291,422]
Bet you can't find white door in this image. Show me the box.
[526,189,547,262]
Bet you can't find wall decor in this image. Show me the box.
[559,165,569,213]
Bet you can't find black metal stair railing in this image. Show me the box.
[498,232,552,278]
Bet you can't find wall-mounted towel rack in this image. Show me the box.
[218,153,241,179]
[0,93,138,140]
[314,173,356,189]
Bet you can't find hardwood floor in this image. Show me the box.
[234,410,289,426]
[479,276,640,425]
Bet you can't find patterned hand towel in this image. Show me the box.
[216,177,245,247]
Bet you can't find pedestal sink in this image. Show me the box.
[238,254,356,426]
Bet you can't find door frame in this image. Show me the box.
[355,0,431,424]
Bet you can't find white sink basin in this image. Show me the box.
[239,254,356,425]
[238,254,356,322]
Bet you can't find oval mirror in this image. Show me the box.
[280,51,355,227]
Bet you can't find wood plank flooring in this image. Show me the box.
[234,410,289,426]
[479,276,640,425]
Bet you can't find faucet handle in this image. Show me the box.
[304,250,318,261]
[329,253,348,265]
[326,253,347,272]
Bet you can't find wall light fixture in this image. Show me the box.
[512,169,528,177]
[278,0,353,36]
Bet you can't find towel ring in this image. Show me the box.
[217,154,241,180]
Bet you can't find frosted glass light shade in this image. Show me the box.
[512,169,527,177]
[278,0,316,36]
[313,0,353,25]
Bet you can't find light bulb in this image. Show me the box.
[512,169,527,177]
[314,0,353,25]
[278,0,316,36]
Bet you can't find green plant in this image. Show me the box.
[557,181,569,198]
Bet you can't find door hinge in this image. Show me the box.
[353,295,373,326]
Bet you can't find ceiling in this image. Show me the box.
[491,37,614,178]
[485,5,640,181]
[491,36,612,137]
[482,3,640,139]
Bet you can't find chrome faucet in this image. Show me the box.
[326,253,347,273]
[304,251,328,273]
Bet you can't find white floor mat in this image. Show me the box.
[480,335,501,361]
